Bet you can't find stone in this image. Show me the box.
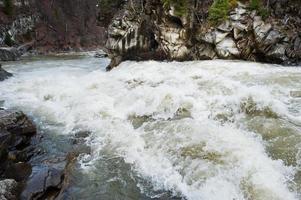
[216,37,240,58]
[266,43,288,62]
[0,65,12,81]
[201,32,215,44]
[4,162,32,182]
[235,7,247,15]
[254,23,272,42]
[0,110,36,139]
[0,179,18,200]
[217,20,233,32]
[264,30,283,45]
[0,48,21,61]
[253,16,264,29]
[215,31,229,44]
[290,91,301,98]
[230,13,241,21]
[195,43,217,59]
[21,165,63,200]
[94,52,108,58]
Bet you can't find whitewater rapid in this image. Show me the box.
[0,56,300,200]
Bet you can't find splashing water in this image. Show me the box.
[0,55,301,200]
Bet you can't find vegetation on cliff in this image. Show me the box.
[208,0,268,23]
[161,0,188,17]
[3,0,14,16]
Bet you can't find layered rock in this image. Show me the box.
[105,0,301,69]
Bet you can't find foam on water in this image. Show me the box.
[0,58,301,200]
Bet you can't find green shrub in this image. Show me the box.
[3,0,14,16]
[161,0,188,17]
[4,33,14,46]
[208,0,230,24]
[249,0,269,19]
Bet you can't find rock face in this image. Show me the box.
[105,0,301,69]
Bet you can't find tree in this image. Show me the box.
[3,0,14,16]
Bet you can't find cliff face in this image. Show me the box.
[0,0,109,52]
[105,0,301,70]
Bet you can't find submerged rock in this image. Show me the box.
[0,65,12,81]
[290,91,301,98]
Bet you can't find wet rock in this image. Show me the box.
[4,162,32,182]
[74,131,90,139]
[106,55,123,71]
[290,91,301,98]
[0,48,21,61]
[0,179,18,200]
[0,110,36,139]
[94,52,108,58]
[56,152,80,200]
[0,65,12,81]
[21,165,64,200]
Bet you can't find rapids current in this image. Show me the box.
[0,54,301,200]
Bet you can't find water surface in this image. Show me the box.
[0,56,300,200]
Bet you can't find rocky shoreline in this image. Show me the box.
[0,69,91,199]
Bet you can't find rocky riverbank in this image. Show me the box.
[105,0,301,70]
[0,108,92,200]
[0,70,91,199]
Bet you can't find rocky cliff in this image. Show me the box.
[0,0,110,53]
[105,0,301,70]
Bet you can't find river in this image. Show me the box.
[0,54,300,200]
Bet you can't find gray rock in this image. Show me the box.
[0,48,21,61]
[254,23,272,42]
[0,110,36,137]
[217,20,233,32]
[266,43,288,61]
[216,37,240,58]
[201,32,215,44]
[21,165,63,200]
[0,179,18,200]
[215,31,229,44]
[0,65,12,81]
[290,91,301,98]
[196,43,217,59]
[264,30,283,45]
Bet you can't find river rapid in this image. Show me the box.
[0,54,301,200]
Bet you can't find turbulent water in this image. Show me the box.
[0,55,301,200]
